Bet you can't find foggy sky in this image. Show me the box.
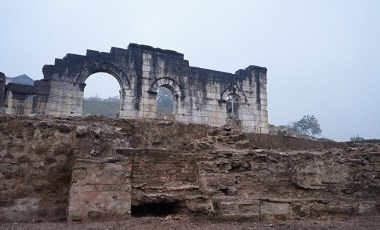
[1,0,379,141]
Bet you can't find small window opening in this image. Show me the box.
[157,86,173,114]
[131,201,181,217]
[226,94,239,119]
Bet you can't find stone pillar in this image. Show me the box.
[256,69,269,133]
[244,66,269,134]
[119,89,134,118]
[32,79,51,114]
[0,72,5,113]
[68,158,132,222]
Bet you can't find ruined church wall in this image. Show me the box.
[135,48,268,133]
[28,44,269,133]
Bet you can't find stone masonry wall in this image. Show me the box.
[0,116,73,222]
[118,149,206,213]
[2,83,34,115]
[67,146,380,222]
[68,158,132,222]
[199,148,380,220]
[30,44,268,133]
[0,116,130,222]
[0,116,379,223]
[4,93,33,116]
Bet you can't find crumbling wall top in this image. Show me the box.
[0,72,5,109]
[0,72,5,82]
[6,83,34,94]
[128,43,185,59]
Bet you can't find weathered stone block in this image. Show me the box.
[68,158,132,222]
[238,201,260,216]
[261,201,290,216]
[0,163,20,176]
[72,169,87,181]
[71,185,97,193]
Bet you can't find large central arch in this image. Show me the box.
[76,62,130,89]
[77,62,131,117]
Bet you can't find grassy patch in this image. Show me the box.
[83,99,120,117]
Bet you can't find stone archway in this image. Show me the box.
[148,77,183,119]
[81,72,121,117]
[148,77,183,98]
[76,62,130,89]
[76,63,131,117]
[34,48,133,117]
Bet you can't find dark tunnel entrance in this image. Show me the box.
[131,201,182,217]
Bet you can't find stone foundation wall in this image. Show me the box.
[66,147,380,222]
[199,149,380,219]
[0,116,379,223]
[0,117,73,222]
[68,158,132,222]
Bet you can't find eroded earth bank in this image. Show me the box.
[0,115,379,229]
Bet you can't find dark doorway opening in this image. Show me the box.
[131,201,181,217]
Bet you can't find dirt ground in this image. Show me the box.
[1,215,380,230]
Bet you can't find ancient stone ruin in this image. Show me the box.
[1,44,379,225]
[0,44,268,133]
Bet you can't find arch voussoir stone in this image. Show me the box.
[77,62,131,89]
[149,77,183,98]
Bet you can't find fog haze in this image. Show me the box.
[1,0,379,141]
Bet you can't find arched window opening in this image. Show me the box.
[157,86,174,114]
[83,72,121,117]
[226,94,239,119]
